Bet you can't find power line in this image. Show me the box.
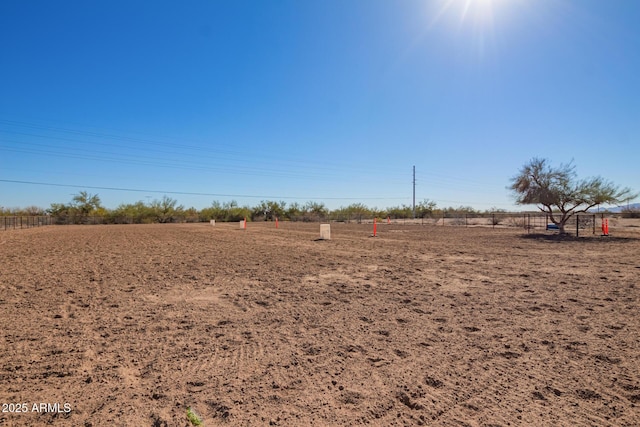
[0,129,372,176]
[0,118,405,177]
[0,144,331,180]
[1,118,508,188]
[1,117,517,207]
[0,179,408,201]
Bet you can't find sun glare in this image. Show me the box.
[432,0,504,27]
[422,0,521,58]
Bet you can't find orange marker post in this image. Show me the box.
[275,217,279,229]
[243,217,247,230]
[373,218,377,237]
[387,216,390,224]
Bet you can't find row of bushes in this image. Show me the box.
[1,193,445,224]
[3,192,638,224]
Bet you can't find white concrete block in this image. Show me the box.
[320,223,331,240]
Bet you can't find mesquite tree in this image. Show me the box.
[72,191,102,220]
[510,158,635,234]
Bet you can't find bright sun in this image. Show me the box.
[430,0,508,28]
[426,0,520,45]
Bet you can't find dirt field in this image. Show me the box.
[1,223,639,426]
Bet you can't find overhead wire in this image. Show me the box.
[0,119,407,178]
[1,117,512,207]
[0,142,335,180]
[0,179,407,201]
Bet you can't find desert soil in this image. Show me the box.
[1,223,639,426]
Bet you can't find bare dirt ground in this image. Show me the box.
[1,223,639,426]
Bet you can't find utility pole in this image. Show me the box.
[412,165,416,219]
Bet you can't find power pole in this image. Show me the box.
[412,165,416,219]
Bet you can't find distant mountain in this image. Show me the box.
[596,203,640,213]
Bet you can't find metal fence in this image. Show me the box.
[1,216,53,231]
[352,213,607,236]
[50,215,201,225]
[51,215,106,225]
[3,212,629,237]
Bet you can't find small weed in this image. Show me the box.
[186,406,203,426]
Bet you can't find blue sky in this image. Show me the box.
[1,0,638,211]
